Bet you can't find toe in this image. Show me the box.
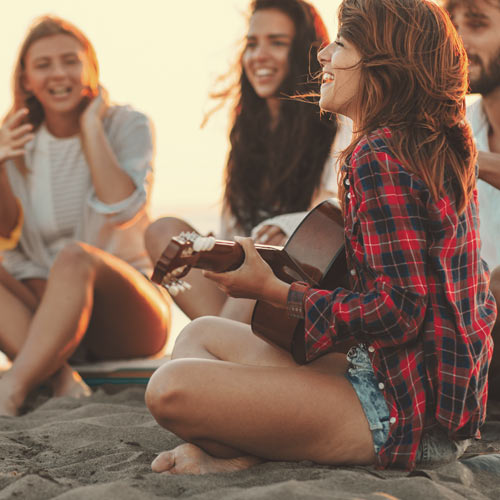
[152,451,175,472]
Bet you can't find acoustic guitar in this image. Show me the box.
[151,200,349,364]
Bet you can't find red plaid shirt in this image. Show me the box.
[289,128,496,470]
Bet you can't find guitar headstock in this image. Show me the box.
[151,232,216,295]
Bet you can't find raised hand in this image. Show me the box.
[0,108,34,165]
[80,85,109,128]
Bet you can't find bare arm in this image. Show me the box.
[0,108,33,237]
[477,151,500,190]
[79,88,135,204]
[0,167,19,238]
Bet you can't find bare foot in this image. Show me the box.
[50,364,91,398]
[151,443,262,475]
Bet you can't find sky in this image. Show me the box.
[0,0,342,234]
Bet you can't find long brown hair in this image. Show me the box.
[337,0,476,214]
[11,15,99,132]
[213,0,337,234]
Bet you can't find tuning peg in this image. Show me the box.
[193,235,216,252]
[163,281,180,296]
[180,281,192,291]
[162,278,192,296]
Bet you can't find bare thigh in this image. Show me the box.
[173,316,349,375]
[147,355,374,465]
[77,244,170,360]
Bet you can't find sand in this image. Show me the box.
[0,385,499,500]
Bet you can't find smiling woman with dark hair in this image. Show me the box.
[144,0,351,322]
[145,0,496,473]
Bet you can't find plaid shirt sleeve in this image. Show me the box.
[298,137,429,361]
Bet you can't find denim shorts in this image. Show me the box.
[345,345,390,454]
[345,345,472,464]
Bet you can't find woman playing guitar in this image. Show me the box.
[145,0,496,472]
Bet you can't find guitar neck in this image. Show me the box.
[193,241,282,274]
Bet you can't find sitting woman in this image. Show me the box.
[0,16,170,416]
[145,0,496,472]
[145,0,351,321]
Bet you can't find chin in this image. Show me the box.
[319,98,335,113]
[254,88,279,99]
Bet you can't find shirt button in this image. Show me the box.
[389,417,396,424]
[347,192,352,200]
[378,382,385,390]
[350,269,356,276]
[368,345,375,353]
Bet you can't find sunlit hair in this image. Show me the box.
[208,0,336,234]
[10,15,99,132]
[337,0,476,215]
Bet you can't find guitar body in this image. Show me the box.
[251,200,350,363]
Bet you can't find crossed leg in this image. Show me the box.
[145,316,374,474]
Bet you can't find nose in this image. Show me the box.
[251,42,270,61]
[318,42,334,67]
[50,61,67,78]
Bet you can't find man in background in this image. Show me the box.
[444,0,500,392]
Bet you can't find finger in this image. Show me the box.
[12,134,35,149]
[235,236,258,261]
[99,85,109,102]
[5,149,27,158]
[256,226,282,244]
[266,226,284,239]
[4,108,29,129]
[253,225,271,241]
[10,123,33,140]
[266,232,287,246]
[202,269,227,284]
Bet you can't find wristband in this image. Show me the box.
[287,281,311,319]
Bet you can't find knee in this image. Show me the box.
[51,242,96,280]
[145,217,192,261]
[145,359,192,426]
[171,316,217,358]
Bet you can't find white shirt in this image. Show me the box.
[30,125,91,257]
[3,105,154,280]
[467,97,500,269]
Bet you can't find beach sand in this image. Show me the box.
[1,384,500,500]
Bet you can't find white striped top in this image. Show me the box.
[30,125,91,258]
[3,105,154,280]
